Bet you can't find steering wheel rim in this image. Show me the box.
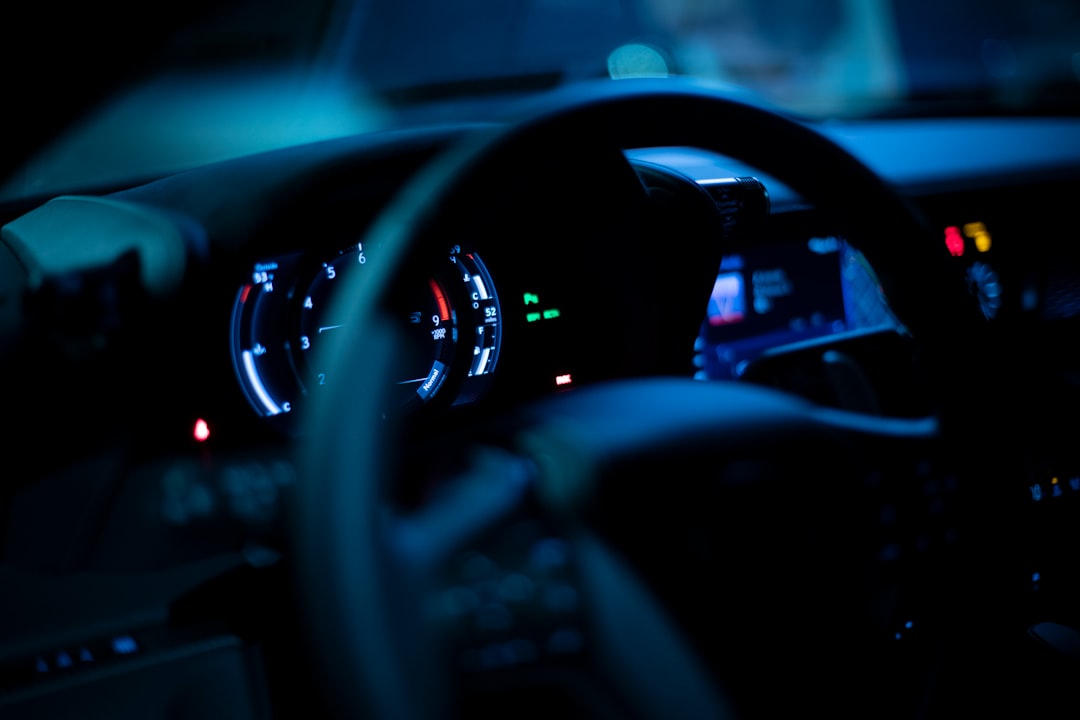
[292,77,986,719]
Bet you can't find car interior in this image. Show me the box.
[3,1,1080,718]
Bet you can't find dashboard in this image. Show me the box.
[3,82,1080,720]
[222,147,980,434]
[226,158,900,434]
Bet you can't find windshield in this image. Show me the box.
[5,0,1079,200]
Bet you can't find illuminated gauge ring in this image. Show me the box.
[231,254,304,420]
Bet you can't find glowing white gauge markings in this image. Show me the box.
[318,324,344,334]
[242,350,283,416]
[472,275,489,300]
[474,347,492,376]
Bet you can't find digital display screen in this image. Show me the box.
[696,236,894,379]
[706,272,747,326]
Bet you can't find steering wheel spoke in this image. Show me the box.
[399,440,736,718]
[514,378,962,716]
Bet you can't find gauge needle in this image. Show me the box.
[396,378,427,385]
[317,324,345,334]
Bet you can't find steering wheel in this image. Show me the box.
[291,78,990,719]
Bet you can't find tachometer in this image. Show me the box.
[293,243,458,410]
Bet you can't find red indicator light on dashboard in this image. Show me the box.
[555,374,573,387]
[193,418,211,442]
[944,226,964,257]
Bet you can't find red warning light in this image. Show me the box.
[944,226,965,257]
[555,374,573,387]
[193,418,211,442]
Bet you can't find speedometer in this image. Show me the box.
[230,242,501,432]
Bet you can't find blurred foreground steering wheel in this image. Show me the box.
[292,78,989,719]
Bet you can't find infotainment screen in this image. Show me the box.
[695,236,896,380]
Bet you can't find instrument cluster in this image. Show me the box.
[230,240,502,434]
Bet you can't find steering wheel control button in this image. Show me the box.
[543,583,580,613]
[460,638,539,672]
[458,552,497,582]
[546,628,584,655]
[497,573,536,603]
[441,521,587,680]
[3,633,144,694]
[529,538,570,570]
[474,606,515,633]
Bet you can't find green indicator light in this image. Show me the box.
[542,309,561,320]
[526,312,542,323]
[523,293,540,305]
